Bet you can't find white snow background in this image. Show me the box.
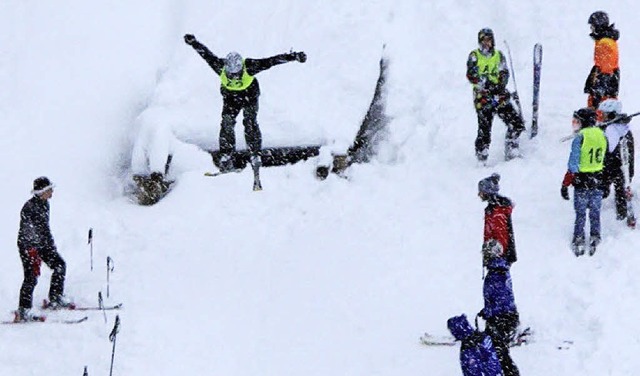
[1,1,639,375]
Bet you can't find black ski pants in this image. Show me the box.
[220,93,261,156]
[19,247,66,310]
[475,102,525,157]
[610,171,628,219]
[486,312,520,376]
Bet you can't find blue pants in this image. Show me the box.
[573,188,602,240]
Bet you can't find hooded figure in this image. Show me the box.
[478,250,520,376]
[447,314,503,376]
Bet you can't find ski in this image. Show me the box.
[531,43,542,138]
[419,333,456,346]
[419,327,532,348]
[2,316,88,325]
[620,140,636,228]
[204,169,243,177]
[42,299,123,311]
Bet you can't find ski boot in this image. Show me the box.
[504,138,521,161]
[44,296,76,310]
[571,235,585,257]
[476,149,488,166]
[218,154,234,173]
[14,308,45,323]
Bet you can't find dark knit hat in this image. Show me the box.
[573,107,597,128]
[478,173,500,195]
[32,176,54,194]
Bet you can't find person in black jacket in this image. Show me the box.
[16,177,72,322]
[184,34,307,171]
[467,28,525,162]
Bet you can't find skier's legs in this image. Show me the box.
[242,98,262,155]
[475,107,494,160]
[486,313,520,376]
[573,189,589,242]
[39,249,66,302]
[18,249,40,310]
[612,172,627,219]
[220,98,242,155]
[497,103,525,155]
[587,188,603,240]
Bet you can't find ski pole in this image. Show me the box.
[98,291,107,324]
[504,40,524,120]
[109,315,120,376]
[107,257,115,298]
[83,366,88,376]
[88,228,93,271]
[560,111,640,142]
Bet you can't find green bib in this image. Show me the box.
[473,49,501,84]
[579,127,607,173]
[220,61,255,91]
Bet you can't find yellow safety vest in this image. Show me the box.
[579,127,607,173]
[220,61,255,91]
[473,49,501,85]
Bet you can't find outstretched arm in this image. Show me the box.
[184,34,224,75]
[245,51,306,75]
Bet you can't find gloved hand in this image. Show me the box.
[475,76,489,91]
[184,34,196,45]
[292,51,307,63]
[561,186,570,200]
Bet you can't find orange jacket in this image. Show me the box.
[594,37,619,74]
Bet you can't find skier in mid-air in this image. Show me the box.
[184,34,307,172]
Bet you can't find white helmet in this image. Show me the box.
[598,98,622,114]
[224,52,243,74]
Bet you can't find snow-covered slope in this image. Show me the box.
[1,1,639,375]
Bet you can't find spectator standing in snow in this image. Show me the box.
[478,173,517,266]
[184,34,307,171]
[584,11,620,109]
[16,177,73,322]
[477,174,520,376]
[447,314,504,376]
[599,99,635,222]
[561,108,607,256]
[467,28,525,162]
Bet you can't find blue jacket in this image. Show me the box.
[448,315,503,376]
[482,258,518,319]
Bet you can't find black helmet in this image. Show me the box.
[573,108,597,128]
[588,11,609,29]
[478,28,494,44]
